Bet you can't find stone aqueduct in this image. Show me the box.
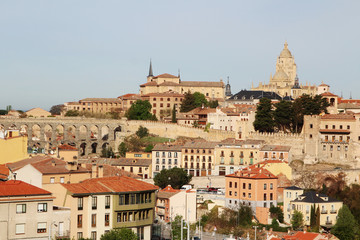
[0,117,127,156]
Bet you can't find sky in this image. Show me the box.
[0,1,360,111]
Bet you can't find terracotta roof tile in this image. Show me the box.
[0,165,10,180]
[80,98,121,102]
[154,73,179,78]
[140,81,159,87]
[7,156,53,171]
[321,114,355,120]
[62,176,158,195]
[0,180,51,197]
[321,92,338,97]
[152,144,183,151]
[260,145,291,152]
[227,166,277,179]
[58,144,78,150]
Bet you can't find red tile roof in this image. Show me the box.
[319,129,351,134]
[321,92,338,97]
[227,166,277,179]
[140,81,158,87]
[58,144,78,150]
[154,73,178,78]
[270,231,329,240]
[0,165,10,180]
[321,114,355,120]
[62,176,158,195]
[0,180,51,197]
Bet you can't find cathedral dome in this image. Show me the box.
[272,69,289,81]
[279,41,292,58]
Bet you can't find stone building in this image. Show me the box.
[64,98,122,114]
[140,61,225,100]
[152,144,182,178]
[303,113,360,166]
[251,42,323,98]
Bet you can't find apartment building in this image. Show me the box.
[214,139,264,175]
[283,186,343,227]
[259,145,291,162]
[182,141,218,176]
[62,176,158,240]
[155,185,197,223]
[0,180,70,239]
[126,152,152,160]
[225,166,278,213]
[152,144,182,177]
[141,92,183,120]
[0,129,28,164]
[64,98,122,113]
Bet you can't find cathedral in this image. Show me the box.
[251,41,323,98]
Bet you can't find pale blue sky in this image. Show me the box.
[1,1,359,110]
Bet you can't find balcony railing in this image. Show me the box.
[321,210,328,214]
[330,210,337,214]
[325,220,333,225]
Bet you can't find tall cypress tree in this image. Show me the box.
[171,105,177,123]
[253,98,275,132]
[310,204,316,228]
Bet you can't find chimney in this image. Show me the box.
[91,164,97,178]
[98,165,104,178]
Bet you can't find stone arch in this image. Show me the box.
[55,125,65,141]
[101,125,109,140]
[80,142,87,156]
[31,124,41,141]
[19,124,28,135]
[66,125,76,141]
[114,126,122,140]
[102,142,109,150]
[90,125,99,140]
[79,125,87,140]
[44,124,53,141]
[91,142,98,154]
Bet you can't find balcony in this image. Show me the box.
[321,210,328,214]
[325,220,333,225]
[330,210,337,214]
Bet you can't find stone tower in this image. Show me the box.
[273,41,297,85]
[225,77,232,97]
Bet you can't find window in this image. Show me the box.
[37,222,47,233]
[162,159,165,164]
[330,145,333,151]
[156,165,159,171]
[117,212,121,222]
[310,124,313,128]
[337,145,341,151]
[270,193,273,200]
[77,232,83,239]
[91,214,96,227]
[16,204,26,213]
[248,193,251,198]
[243,192,245,197]
[105,196,110,209]
[174,152,178,158]
[38,203,47,212]
[229,191,232,196]
[310,134,313,139]
[78,197,83,210]
[60,177,64,183]
[264,193,267,201]
[16,223,25,234]
[323,145,326,151]
[50,177,55,183]
[332,125,335,129]
[156,152,159,157]
[264,184,267,190]
[174,159,178,165]
[156,159,159,164]
[243,183,246,189]
[235,182,237,188]
[91,231,97,240]
[229,182,232,188]
[131,194,135,204]
[270,183,273,190]
[168,152,172,158]
[77,215,83,228]
[92,196,97,210]
[248,183,252,190]
[347,125,350,130]
[325,125,328,129]
[168,159,172,165]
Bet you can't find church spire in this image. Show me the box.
[148,59,153,77]
[225,76,232,97]
[284,40,288,49]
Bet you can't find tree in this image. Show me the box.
[193,92,208,107]
[100,228,137,240]
[171,215,187,240]
[50,104,64,115]
[208,100,219,108]
[101,147,115,158]
[65,110,79,117]
[180,91,197,112]
[124,136,143,152]
[144,144,154,152]
[310,204,316,229]
[332,205,358,240]
[171,105,177,123]
[253,98,274,132]
[273,100,293,132]
[291,210,304,230]
[0,110,8,115]
[237,204,253,226]
[125,100,157,120]
[6,105,12,112]
[136,126,149,138]
[118,142,127,157]
[154,168,192,189]
[270,206,284,223]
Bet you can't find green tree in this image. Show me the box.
[237,204,253,226]
[118,142,127,157]
[171,215,187,240]
[193,92,208,107]
[310,204,316,229]
[180,91,197,112]
[144,144,154,152]
[253,98,274,132]
[125,100,157,120]
[6,105,12,112]
[100,228,137,240]
[270,206,284,223]
[291,210,304,230]
[208,100,219,108]
[124,135,143,152]
[50,104,65,115]
[154,168,192,189]
[136,126,149,138]
[332,205,358,240]
[65,110,79,116]
[0,110,8,115]
[273,100,293,132]
[171,105,177,123]
[101,147,115,158]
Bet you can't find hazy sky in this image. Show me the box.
[1,1,359,111]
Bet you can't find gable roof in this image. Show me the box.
[154,73,178,78]
[62,176,158,195]
[292,191,342,203]
[227,166,277,179]
[0,180,51,197]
